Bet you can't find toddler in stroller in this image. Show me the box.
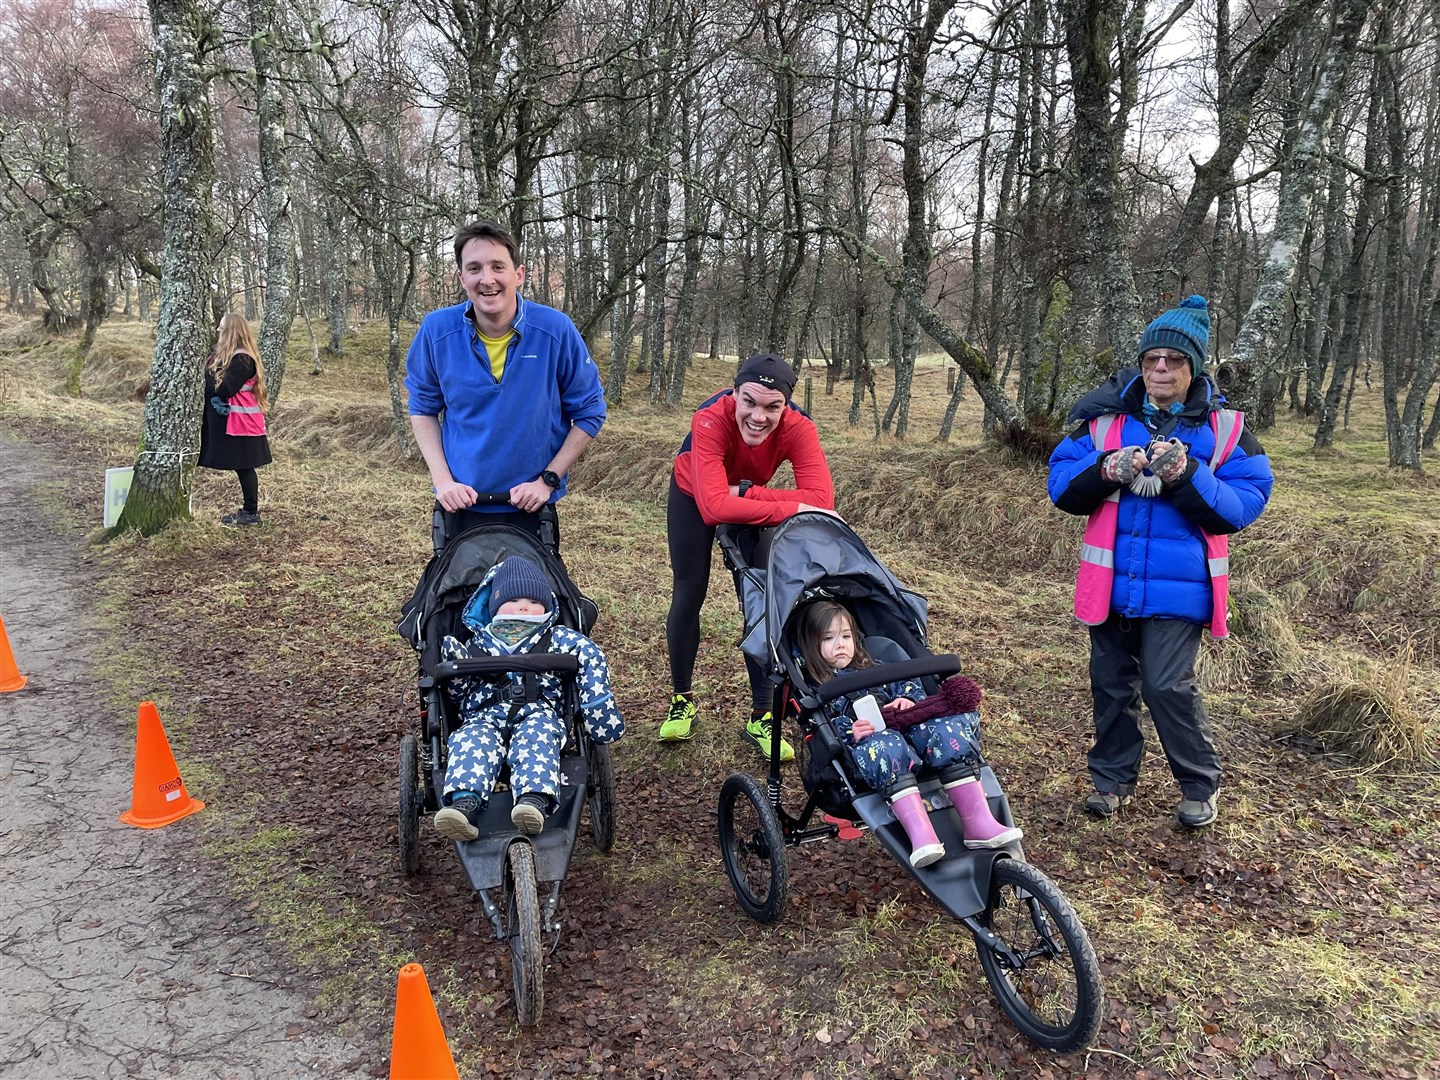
[434,555,625,840]
[792,599,1022,866]
[716,511,1103,1053]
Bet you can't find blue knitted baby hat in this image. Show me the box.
[488,556,553,617]
[1137,295,1210,376]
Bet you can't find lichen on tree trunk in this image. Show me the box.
[117,0,217,537]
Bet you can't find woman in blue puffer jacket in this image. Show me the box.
[1047,296,1273,829]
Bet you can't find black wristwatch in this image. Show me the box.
[540,470,561,489]
[737,480,753,497]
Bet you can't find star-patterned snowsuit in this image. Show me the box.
[440,565,624,811]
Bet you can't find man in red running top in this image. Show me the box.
[657,353,835,760]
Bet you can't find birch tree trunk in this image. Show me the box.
[667,80,708,407]
[760,4,808,355]
[1165,0,1313,287]
[1058,0,1141,355]
[247,0,296,405]
[889,0,955,438]
[1380,21,1435,467]
[119,0,215,535]
[1228,0,1370,426]
[1315,63,1383,449]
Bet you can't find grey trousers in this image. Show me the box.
[1087,615,1221,801]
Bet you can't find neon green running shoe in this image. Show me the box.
[658,694,697,741]
[744,712,794,762]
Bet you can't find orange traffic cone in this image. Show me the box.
[0,613,25,693]
[389,963,459,1080]
[119,701,205,828]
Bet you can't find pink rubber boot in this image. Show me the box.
[946,775,1023,849]
[889,786,946,868]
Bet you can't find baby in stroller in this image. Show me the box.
[792,599,1022,867]
[433,556,625,840]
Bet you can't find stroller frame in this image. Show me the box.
[396,504,615,1027]
[714,512,1104,1053]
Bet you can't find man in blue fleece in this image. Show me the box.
[405,220,607,544]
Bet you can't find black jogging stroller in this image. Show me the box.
[396,501,616,1027]
[716,511,1103,1053]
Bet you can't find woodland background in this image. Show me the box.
[3,0,1440,514]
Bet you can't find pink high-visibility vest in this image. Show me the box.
[225,376,268,437]
[1073,410,1243,638]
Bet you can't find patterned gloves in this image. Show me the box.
[1100,446,1145,485]
[1149,438,1189,484]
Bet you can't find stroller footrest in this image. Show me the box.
[822,814,866,841]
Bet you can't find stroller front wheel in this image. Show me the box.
[718,773,789,923]
[972,857,1104,1052]
[505,842,544,1027]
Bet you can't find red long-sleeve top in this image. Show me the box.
[672,390,835,526]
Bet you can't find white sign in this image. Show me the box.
[104,467,133,528]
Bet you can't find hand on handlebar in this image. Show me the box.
[435,480,479,511]
[509,479,553,513]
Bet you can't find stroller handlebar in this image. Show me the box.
[433,654,580,682]
[807,654,962,705]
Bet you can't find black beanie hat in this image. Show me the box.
[488,556,553,618]
[734,353,797,400]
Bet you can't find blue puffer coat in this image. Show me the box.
[1047,369,1273,624]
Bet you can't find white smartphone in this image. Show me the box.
[852,694,885,731]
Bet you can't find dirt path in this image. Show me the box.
[0,436,375,1080]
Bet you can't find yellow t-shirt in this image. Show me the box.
[478,329,515,382]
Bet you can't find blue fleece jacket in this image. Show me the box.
[1047,369,1273,624]
[404,296,607,503]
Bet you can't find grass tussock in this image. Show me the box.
[272,399,407,459]
[76,325,156,401]
[1198,580,1305,692]
[1288,648,1438,768]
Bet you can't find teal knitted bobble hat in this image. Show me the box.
[1137,294,1210,376]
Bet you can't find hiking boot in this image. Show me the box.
[1085,789,1130,818]
[511,793,547,835]
[657,694,696,741]
[434,793,482,841]
[221,509,261,527]
[1177,795,1218,828]
[743,713,794,762]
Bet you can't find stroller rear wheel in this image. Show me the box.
[718,773,788,923]
[584,740,616,852]
[972,858,1103,1052]
[397,734,422,876]
[505,841,544,1027]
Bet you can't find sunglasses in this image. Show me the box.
[1140,352,1190,371]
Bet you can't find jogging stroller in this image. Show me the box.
[716,511,1103,1053]
[396,503,616,1027]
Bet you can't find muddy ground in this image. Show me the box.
[0,436,375,1079]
